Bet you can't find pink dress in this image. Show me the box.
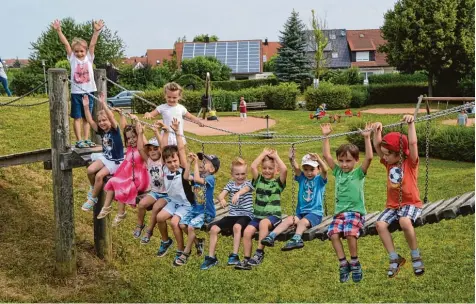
[104,146,150,206]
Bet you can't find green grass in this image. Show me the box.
[0,99,474,302]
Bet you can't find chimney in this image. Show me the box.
[264,38,268,46]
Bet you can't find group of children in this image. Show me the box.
[55,19,425,282]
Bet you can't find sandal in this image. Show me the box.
[133,224,146,239]
[97,205,113,219]
[140,229,153,244]
[173,252,190,267]
[81,197,98,211]
[411,256,425,276]
[75,140,89,148]
[388,255,406,278]
[84,139,96,147]
[112,212,127,227]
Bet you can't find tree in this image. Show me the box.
[380,0,474,96]
[274,10,312,85]
[181,56,231,80]
[29,17,125,73]
[12,58,21,68]
[193,34,219,42]
[263,54,277,72]
[310,9,328,81]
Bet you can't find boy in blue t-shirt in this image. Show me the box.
[261,149,327,250]
[174,152,220,266]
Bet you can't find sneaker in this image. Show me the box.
[200,256,218,270]
[260,236,275,247]
[281,239,304,251]
[156,239,173,257]
[227,253,240,265]
[196,238,204,256]
[234,259,252,270]
[339,263,351,283]
[350,262,363,283]
[247,251,264,266]
[112,212,127,227]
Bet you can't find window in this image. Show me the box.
[356,51,370,62]
[332,52,338,58]
[329,34,336,40]
[263,55,267,62]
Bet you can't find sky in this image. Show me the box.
[2,0,398,59]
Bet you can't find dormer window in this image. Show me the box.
[332,52,338,58]
[330,34,336,40]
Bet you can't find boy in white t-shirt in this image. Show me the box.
[144,82,203,145]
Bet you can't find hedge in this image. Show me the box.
[212,78,278,91]
[368,72,427,84]
[346,121,474,162]
[133,82,299,113]
[366,82,428,105]
[350,85,368,108]
[304,82,352,110]
[8,71,45,96]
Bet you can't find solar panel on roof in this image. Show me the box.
[181,41,261,74]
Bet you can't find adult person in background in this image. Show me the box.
[0,58,12,96]
[198,94,210,120]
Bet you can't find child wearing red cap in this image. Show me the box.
[372,115,424,278]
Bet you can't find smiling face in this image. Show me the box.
[73,43,87,60]
[302,164,319,179]
[337,151,358,173]
[165,89,181,106]
[231,164,247,185]
[97,113,111,132]
[261,158,277,179]
[381,147,400,165]
[148,146,161,161]
[125,130,137,147]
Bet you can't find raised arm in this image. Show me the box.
[113,108,127,130]
[82,95,97,131]
[251,148,271,180]
[52,20,72,56]
[171,118,188,171]
[310,153,328,180]
[372,122,384,159]
[190,153,205,185]
[270,150,287,184]
[98,93,118,129]
[360,122,374,174]
[136,121,148,162]
[320,123,336,170]
[288,147,301,177]
[402,115,418,162]
[89,19,104,56]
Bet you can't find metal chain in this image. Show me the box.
[424,118,430,204]
[0,81,47,106]
[131,146,136,187]
[398,124,404,210]
[238,135,242,158]
[290,144,297,227]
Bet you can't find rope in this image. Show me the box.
[0,100,49,107]
[0,81,47,106]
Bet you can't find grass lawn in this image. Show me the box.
[0,98,474,302]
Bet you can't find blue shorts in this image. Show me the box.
[248,215,282,230]
[147,192,167,201]
[180,210,214,229]
[71,93,94,119]
[297,213,322,228]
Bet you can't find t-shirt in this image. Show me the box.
[0,62,7,79]
[333,166,366,215]
[191,174,216,218]
[252,174,285,219]
[239,101,247,113]
[147,159,166,193]
[381,157,422,209]
[458,113,468,126]
[163,166,194,206]
[156,103,188,145]
[223,180,254,218]
[68,52,97,94]
[295,173,327,216]
[97,127,124,163]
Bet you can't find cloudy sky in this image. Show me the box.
[2,0,397,59]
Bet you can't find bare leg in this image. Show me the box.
[346,236,358,257]
[146,198,166,232]
[171,215,184,251]
[87,160,105,187]
[232,224,243,254]
[295,218,311,235]
[82,118,90,140]
[271,216,296,236]
[183,225,196,254]
[156,209,172,241]
[376,221,395,253]
[73,118,82,142]
[102,190,115,208]
[92,167,110,198]
[399,217,418,250]
[137,195,156,226]
[330,234,346,259]
[243,226,257,257]
[208,225,221,257]
[257,219,272,250]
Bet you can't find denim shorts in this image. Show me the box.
[148,192,168,201]
[163,197,192,219]
[71,93,94,119]
[180,210,214,229]
[248,215,282,230]
[297,213,323,228]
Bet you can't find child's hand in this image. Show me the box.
[359,122,373,138]
[82,94,89,107]
[52,19,61,31]
[231,193,240,205]
[219,198,227,208]
[154,121,165,130]
[188,152,198,162]
[144,112,153,120]
[170,118,180,132]
[320,123,332,136]
[268,149,278,158]
[112,107,123,113]
[129,114,138,121]
[93,19,105,32]
[402,115,414,124]
[288,147,296,160]
[372,122,383,133]
[135,121,143,134]
[98,92,106,104]
[308,153,320,161]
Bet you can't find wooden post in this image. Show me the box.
[92,69,112,261]
[49,68,76,277]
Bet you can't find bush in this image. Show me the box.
[366,82,427,105]
[350,85,368,108]
[212,78,278,91]
[55,60,71,73]
[346,121,474,162]
[368,72,427,84]
[261,82,299,110]
[9,71,45,96]
[174,74,204,91]
[322,67,364,85]
[304,82,352,110]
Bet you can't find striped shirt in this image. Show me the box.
[252,174,285,219]
[224,180,254,218]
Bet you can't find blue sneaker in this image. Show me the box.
[281,238,304,251]
[156,239,173,257]
[351,262,363,282]
[260,236,275,247]
[227,253,240,265]
[339,263,351,283]
[200,256,218,270]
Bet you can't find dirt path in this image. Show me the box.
[361,108,437,115]
[183,116,276,136]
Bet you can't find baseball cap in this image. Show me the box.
[301,154,319,168]
[197,152,220,172]
[382,132,409,156]
[145,137,160,147]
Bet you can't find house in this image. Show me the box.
[262,40,280,63]
[122,49,173,68]
[2,58,29,68]
[305,29,351,69]
[346,29,395,79]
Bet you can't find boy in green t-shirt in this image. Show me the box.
[321,122,373,283]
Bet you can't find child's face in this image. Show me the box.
[232,165,247,185]
[199,158,214,174]
[165,89,181,106]
[148,146,161,161]
[381,147,400,165]
[97,114,111,132]
[125,130,137,147]
[261,159,277,179]
[337,151,358,173]
[73,44,87,59]
[302,164,319,179]
[165,153,180,172]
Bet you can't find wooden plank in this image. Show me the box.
[459,195,475,216]
[303,215,334,241]
[0,148,51,168]
[422,97,475,101]
[414,200,443,227]
[440,192,475,220]
[361,212,380,236]
[419,199,448,223]
[424,196,460,224]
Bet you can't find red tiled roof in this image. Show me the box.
[3,58,29,67]
[122,56,147,65]
[146,49,174,66]
[347,29,389,67]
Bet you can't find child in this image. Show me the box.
[52,19,103,148]
[155,118,194,260]
[134,123,168,244]
[372,115,425,278]
[0,58,12,96]
[239,96,247,121]
[81,93,124,211]
[174,152,220,266]
[321,122,373,283]
[261,148,327,251]
[143,82,203,145]
[201,157,254,270]
[457,109,468,126]
[235,148,287,270]
[313,103,327,118]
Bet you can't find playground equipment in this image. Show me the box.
[310,109,362,122]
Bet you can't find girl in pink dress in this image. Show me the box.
[97,115,150,226]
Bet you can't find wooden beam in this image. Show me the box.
[422,97,475,101]
[0,148,51,168]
